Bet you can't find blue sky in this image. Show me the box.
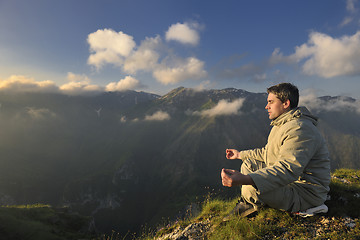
[1,0,360,98]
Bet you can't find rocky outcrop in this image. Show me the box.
[157,220,211,240]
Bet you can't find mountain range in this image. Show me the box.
[0,87,359,235]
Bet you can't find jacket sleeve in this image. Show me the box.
[239,146,266,162]
[248,122,319,193]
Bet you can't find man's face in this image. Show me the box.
[265,93,289,120]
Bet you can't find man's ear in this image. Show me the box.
[283,99,291,109]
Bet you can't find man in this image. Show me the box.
[221,83,330,218]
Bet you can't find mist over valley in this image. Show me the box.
[0,87,359,235]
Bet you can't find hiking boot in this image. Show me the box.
[296,204,328,218]
[223,201,257,221]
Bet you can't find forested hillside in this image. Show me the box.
[0,87,359,235]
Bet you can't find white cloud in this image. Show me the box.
[165,22,200,45]
[87,23,206,86]
[339,0,358,26]
[340,16,354,26]
[27,107,56,120]
[144,110,171,121]
[66,72,91,82]
[346,0,357,13]
[60,81,102,95]
[215,53,271,82]
[193,98,245,117]
[0,74,104,96]
[193,80,214,92]
[291,31,360,78]
[0,75,58,92]
[153,57,207,85]
[252,73,267,83]
[60,72,103,95]
[123,36,161,74]
[269,48,290,65]
[120,116,127,123]
[300,90,360,114]
[87,28,136,69]
[105,76,142,92]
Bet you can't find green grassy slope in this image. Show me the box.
[148,169,360,240]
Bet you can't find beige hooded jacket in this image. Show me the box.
[239,107,331,206]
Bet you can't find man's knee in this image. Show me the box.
[256,186,303,212]
[240,159,252,174]
[241,185,261,206]
[240,158,265,174]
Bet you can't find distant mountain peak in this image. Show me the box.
[160,87,187,100]
[159,87,250,101]
[319,95,356,103]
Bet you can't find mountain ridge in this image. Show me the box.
[0,87,359,236]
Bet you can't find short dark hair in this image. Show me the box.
[267,83,299,109]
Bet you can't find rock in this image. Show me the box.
[156,220,211,240]
[331,176,351,184]
[320,218,330,225]
[344,217,356,228]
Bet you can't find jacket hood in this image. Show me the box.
[271,106,318,126]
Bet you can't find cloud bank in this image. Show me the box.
[0,73,147,95]
[300,91,360,114]
[60,72,103,95]
[0,75,58,93]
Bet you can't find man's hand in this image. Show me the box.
[226,149,239,159]
[221,168,243,187]
[221,168,255,187]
